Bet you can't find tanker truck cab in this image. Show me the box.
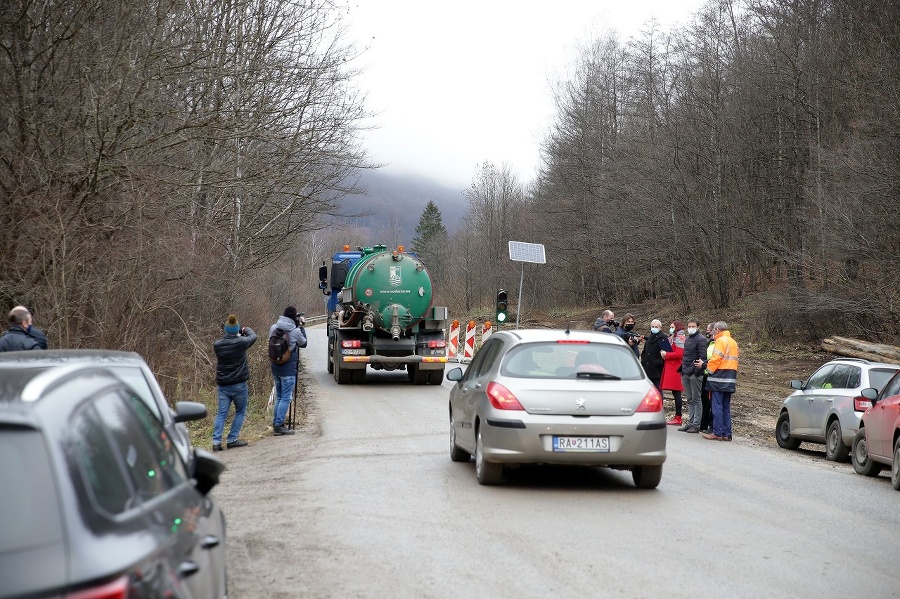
[321,244,450,385]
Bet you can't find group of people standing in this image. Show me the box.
[594,310,739,441]
[212,306,307,451]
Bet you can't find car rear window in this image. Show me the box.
[870,368,900,392]
[502,342,644,380]
[0,428,64,553]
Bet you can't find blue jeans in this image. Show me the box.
[213,382,249,445]
[273,374,296,428]
[711,390,733,438]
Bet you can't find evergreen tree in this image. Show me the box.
[411,200,449,284]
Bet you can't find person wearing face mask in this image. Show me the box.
[615,313,643,357]
[593,309,617,333]
[660,320,686,425]
[677,318,709,433]
[0,306,47,352]
[640,319,668,393]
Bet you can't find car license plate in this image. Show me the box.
[341,348,365,355]
[552,436,610,452]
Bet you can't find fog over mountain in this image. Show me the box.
[336,169,468,243]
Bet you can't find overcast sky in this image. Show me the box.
[345,1,708,189]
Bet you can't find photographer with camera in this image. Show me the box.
[615,313,643,357]
[268,306,307,436]
[212,314,257,451]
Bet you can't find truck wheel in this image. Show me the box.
[327,337,334,374]
[333,342,351,384]
[351,368,366,384]
[413,366,429,385]
[428,369,444,385]
[407,363,417,382]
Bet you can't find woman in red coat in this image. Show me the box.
[661,320,686,425]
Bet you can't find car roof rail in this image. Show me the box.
[835,357,870,364]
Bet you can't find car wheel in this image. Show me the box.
[892,437,900,491]
[475,427,503,485]
[632,464,663,489]
[825,419,850,462]
[449,410,471,463]
[776,411,801,450]
[851,428,883,477]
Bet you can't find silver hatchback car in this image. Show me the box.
[775,358,900,461]
[446,328,667,487]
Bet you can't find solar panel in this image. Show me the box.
[508,241,546,264]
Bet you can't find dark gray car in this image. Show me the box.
[0,363,226,599]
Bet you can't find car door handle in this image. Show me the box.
[179,561,200,578]
[201,535,220,549]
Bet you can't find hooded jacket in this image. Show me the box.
[269,315,307,377]
[214,327,257,386]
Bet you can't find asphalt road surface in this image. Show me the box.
[214,327,900,598]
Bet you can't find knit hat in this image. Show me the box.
[283,306,298,320]
[224,314,240,334]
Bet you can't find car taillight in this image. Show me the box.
[636,387,663,412]
[486,382,524,410]
[428,340,446,348]
[341,339,362,349]
[854,396,872,412]
[65,575,129,599]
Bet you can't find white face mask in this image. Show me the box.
[688,327,697,335]
[650,327,660,334]
[669,327,675,335]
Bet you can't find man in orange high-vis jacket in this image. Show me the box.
[695,321,739,441]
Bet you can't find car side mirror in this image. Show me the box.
[860,387,878,402]
[174,401,208,423]
[192,448,226,496]
[790,380,804,390]
[447,367,463,382]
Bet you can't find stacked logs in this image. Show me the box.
[821,336,900,366]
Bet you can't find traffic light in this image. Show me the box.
[496,289,508,323]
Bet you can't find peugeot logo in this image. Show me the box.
[575,398,586,410]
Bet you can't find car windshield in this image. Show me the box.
[502,342,644,380]
[870,368,900,392]
[0,428,64,553]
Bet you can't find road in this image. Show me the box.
[214,327,900,598]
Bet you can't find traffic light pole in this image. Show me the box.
[515,262,524,329]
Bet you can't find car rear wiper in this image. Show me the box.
[576,372,621,380]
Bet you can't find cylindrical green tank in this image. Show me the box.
[342,247,433,337]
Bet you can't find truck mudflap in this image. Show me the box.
[341,355,448,364]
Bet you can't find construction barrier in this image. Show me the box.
[481,321,493,343]
[447,320,460,360]
[462,320,477,362]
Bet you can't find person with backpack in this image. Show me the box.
[269,306,307,436]
[212,314,257,451]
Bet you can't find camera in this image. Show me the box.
[625,331,644,344]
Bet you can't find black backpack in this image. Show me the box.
[268,329,291,365]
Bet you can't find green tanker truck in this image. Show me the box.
[318,244,449,384]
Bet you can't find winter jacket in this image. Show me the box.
[593,318,615,333]
[660,329,686,391]
[640,331,667,380]
[214,328,257,386]
[0,326,41,352]
[269,316,307,377]
[681,331,709,377]
[706,330,739,392]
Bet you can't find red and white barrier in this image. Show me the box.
[463,320,477,362]
[481,321,493,343]
[447,320,460,360]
